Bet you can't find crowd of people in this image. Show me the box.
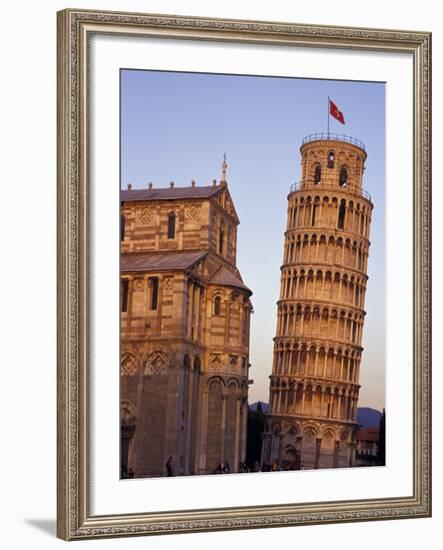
[213,461,304,474]
[122,459,304,479]
[260,462,304,472]
[164,458,300,476]
[212,460,262,474]
[120,465,135,479]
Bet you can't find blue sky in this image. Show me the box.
[121,69,385,411]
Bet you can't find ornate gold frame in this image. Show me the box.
[57,8,431,540]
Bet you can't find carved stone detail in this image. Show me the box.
[145,350,168,375]
[163,276,174,291]
[139,208,154,225]
[133,277,144,291]
[209,354,223,371]
[121,356,137,376]
[121,400,136,426]
[184,204,201,221]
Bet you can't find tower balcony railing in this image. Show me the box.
[289,181,372,202]
[301,132,366,151]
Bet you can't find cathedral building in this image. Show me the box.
[261,134,373,470]
[120,160,253,477]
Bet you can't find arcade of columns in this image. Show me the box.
[262,136,373,470]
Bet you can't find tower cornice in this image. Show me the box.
[288,182,373,205]
[300,133,366,154]
[276,297,367,315]
[280,262,369,281]
[284,227,371,247]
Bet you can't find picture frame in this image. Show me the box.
[57,7,431,540]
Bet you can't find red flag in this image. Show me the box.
[329,99,345,124]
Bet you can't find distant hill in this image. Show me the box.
[357,407,382,429]
[249,401,269,414]
[248,403,381,428]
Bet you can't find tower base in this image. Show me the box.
[261,415,358,471]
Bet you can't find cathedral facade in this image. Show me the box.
[261,135,373,470]
[120,161,252,477]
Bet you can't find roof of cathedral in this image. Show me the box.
[209,266,252,295]
[356,428,379,442]
[121,250,208,272]
[121,184,222,202]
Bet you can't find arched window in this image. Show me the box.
[167,212,176,239]
[311,204,319,226]
[352,322,357,343]
[149,277,159,310]
[121,279,129,312]
[339,166,348,187]
[214,296,221,316]
[314,164,321,184]
[120,400,136,476]
[242,303,248,346]
[327,151,335,168]
[194,356,201,373]
[219,222,225,255]
[120,214,126,241]
[338,199,346,230]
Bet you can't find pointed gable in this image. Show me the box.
[212,185,240,225]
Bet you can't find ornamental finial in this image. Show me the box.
[221,153,228,183]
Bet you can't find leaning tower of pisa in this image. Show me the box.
[261,133,373,470]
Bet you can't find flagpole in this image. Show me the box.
[327,96,330,137]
